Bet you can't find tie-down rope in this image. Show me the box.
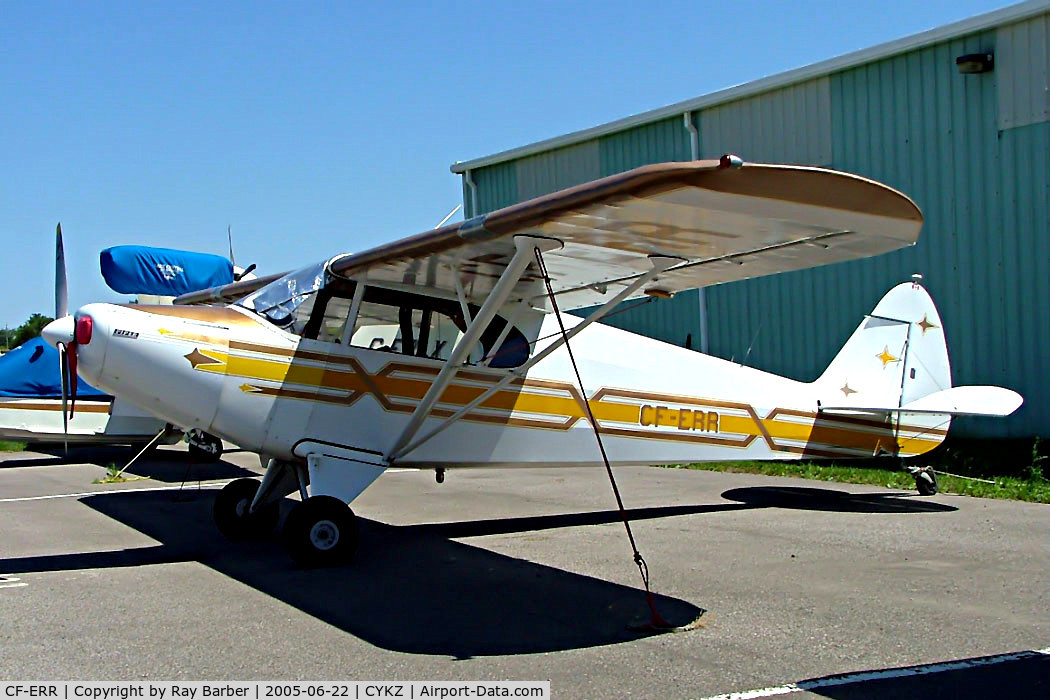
[533,246,705,632]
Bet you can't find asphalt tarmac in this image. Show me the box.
[1,445,1047,699]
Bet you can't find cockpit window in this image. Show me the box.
[349,299,479,361]
[237,265,531,368]
[342,286,531,368]
[235,261,326,333]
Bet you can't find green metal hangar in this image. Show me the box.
[451,0,1050,439]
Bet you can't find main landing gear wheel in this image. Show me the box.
[213,478,280,540]
[908,466,939,496]
[282,496,359,568]
[188,431,223,463]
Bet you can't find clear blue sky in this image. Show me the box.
[0,0,1015,327]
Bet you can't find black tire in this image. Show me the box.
[915,469,939,496]
[213,478,279,541]
[188,433,223,463]
[282,496,359,568]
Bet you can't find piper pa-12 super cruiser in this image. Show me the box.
[41,159,1022,566]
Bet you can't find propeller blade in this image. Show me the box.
[227,224,235,267]
[58,343,69,453]
[55,223,68,319]
[68,343,78,418]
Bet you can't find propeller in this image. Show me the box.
[56,335,81,454]
[53,223,77,449]
[56,224,70,450]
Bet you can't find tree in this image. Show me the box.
[10,313,54,349]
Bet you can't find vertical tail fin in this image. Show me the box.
[815,278,950,409]
[813,278,952,457]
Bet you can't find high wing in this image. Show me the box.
[176,159,922,309]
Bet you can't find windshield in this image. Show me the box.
[236,260,326,331]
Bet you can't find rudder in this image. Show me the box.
[813,278,952,456]
[816,279,950,408]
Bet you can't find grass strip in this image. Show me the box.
[0,440,27,452]
[672,460,1050,503]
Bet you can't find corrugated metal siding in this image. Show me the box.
[831,29,1021,437]
[471,117,692,215]
[997,13,1050,129]
[598,116,693,176]
[995,121,1050,437]
[470,161,518,217]
[515,141,600,202]
[461,178,474,219]
[700,78,833,165]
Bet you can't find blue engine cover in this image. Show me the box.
[100,245,234,296]
[0,337,105,398]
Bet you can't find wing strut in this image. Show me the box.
[388,252,681,462]
[386,235,562,461]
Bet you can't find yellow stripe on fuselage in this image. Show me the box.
[190,345,945,456]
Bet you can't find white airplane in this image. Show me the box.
[41,159,1022,567]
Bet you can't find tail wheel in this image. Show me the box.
[214,478,279,540]
[914,468,939,496]
[282,496,359,568]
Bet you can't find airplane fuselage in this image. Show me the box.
[68,300,945,469]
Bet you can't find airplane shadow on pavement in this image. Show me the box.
[0,483,954,658]
[0,444,256,482]
[721,486,958,513]
[0,445,137,469]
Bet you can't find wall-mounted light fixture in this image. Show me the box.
[956,52,994,74]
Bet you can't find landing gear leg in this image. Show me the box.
[188,430,223,463]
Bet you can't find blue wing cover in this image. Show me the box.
[101,246,234,296]
[0,338,106,398]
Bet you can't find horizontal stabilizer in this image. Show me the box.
[821,386,1023,417]
[899,386,1023,416]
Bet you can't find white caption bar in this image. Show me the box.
[0,683,549,700]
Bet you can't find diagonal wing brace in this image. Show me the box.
[385,235,562,461]
[388,253,681,463]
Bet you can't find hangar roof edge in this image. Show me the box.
[450,0,1050,174]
